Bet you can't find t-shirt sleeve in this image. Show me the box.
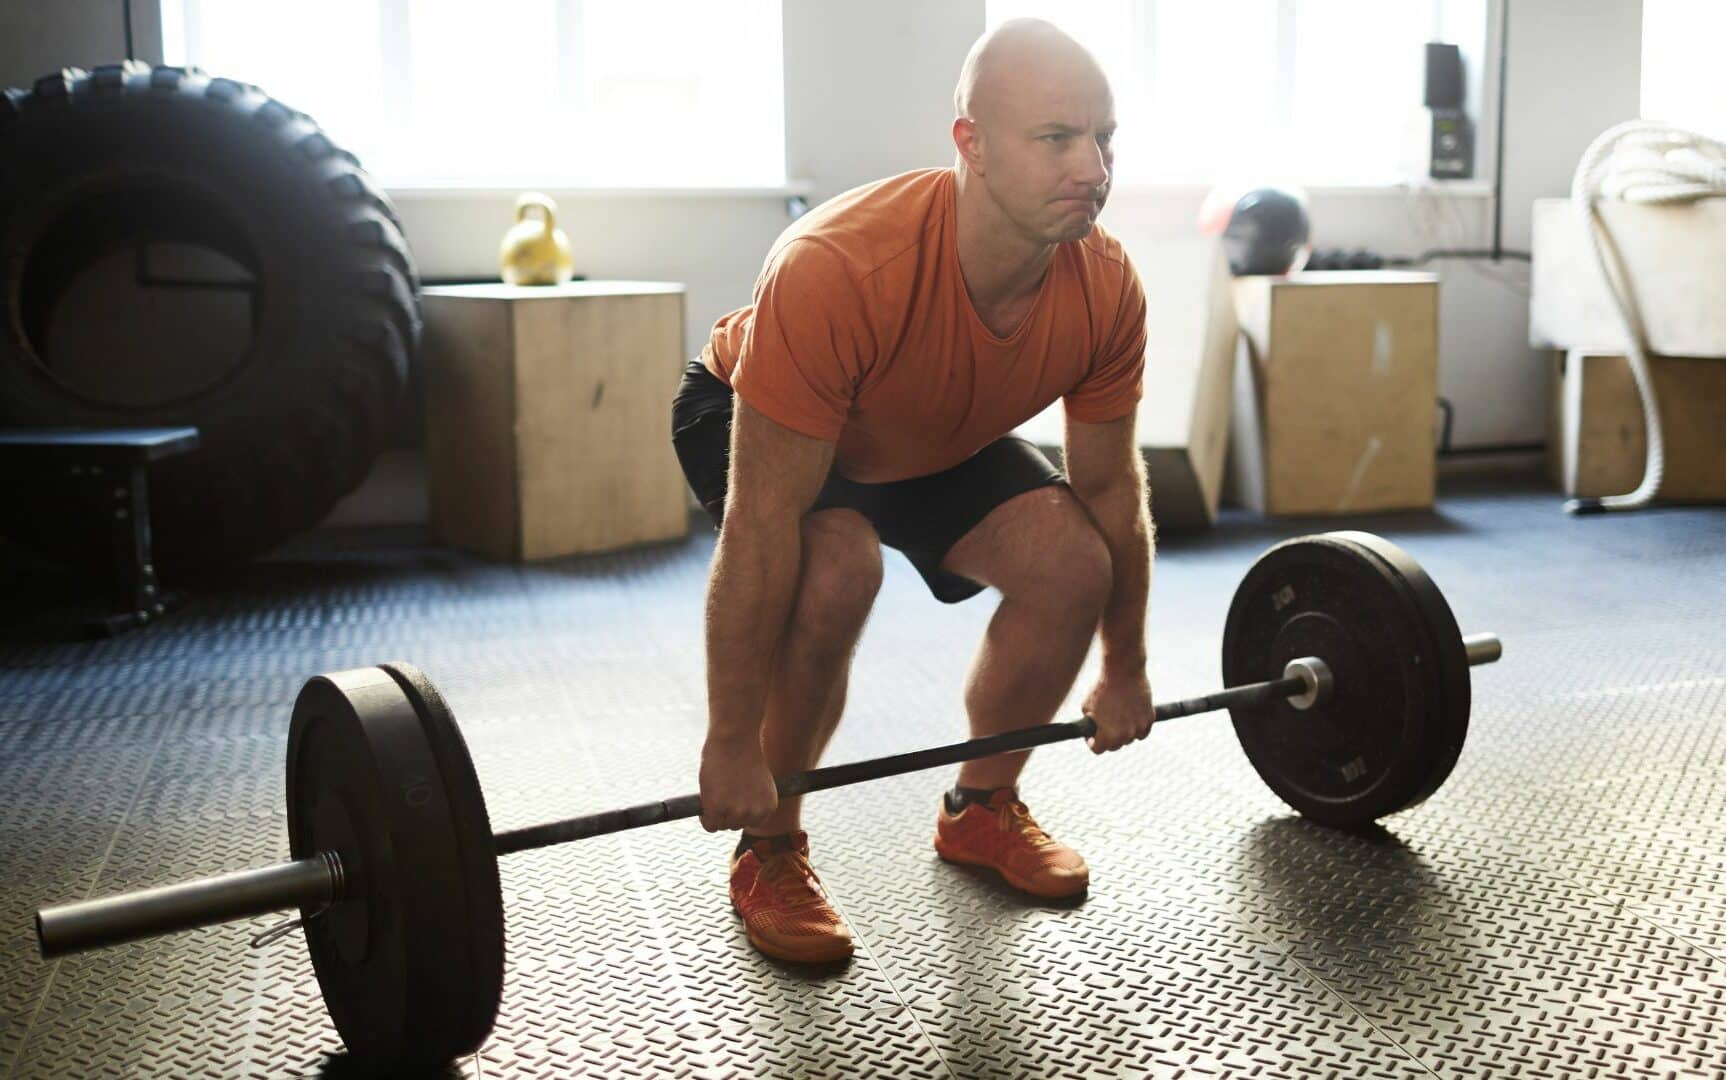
[1063,250,1147,424]
[729,239,871,440]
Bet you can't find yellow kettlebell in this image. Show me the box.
[498,192,574,286]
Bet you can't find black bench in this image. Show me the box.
[0,427,199,635]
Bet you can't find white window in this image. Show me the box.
[1641,0,1726,139]
[984,0,1455,186]
[160,0,786,190]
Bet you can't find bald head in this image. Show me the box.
[954,18,1107,124]
[950,19,1117,247]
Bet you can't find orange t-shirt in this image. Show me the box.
[702,167,1147,484]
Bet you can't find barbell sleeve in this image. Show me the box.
[1464,632,1502,665]
[37,852,342,958]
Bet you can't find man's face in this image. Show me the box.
[974,64,1115,245]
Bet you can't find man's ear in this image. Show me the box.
[953,116,986,174]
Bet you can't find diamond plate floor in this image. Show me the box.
[2,474,1723,1078]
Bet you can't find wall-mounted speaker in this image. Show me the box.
[1425,43,1473,178]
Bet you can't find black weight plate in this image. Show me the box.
[287,666,503,1073]
[377,661,506,1051]
[1222,533,1463,826]
[1327,531,1471,809]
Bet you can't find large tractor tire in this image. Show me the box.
[0,62,418,572]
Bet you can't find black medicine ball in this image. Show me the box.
[1221,187,1311,276]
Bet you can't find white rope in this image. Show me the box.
[1568,120,1726,512]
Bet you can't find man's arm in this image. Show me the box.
[698,398,836,830]
[1063,411,1153,677]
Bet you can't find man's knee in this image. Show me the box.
[1051,515,1112,616]
[790,511,883,648]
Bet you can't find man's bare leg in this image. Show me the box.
[937,487,1113,791]
[748,509,882,835]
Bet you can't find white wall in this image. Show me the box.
[1477,0,1642,444]
[1500,0,1644,248]
[783,0,981,202]
[1,0,1645,456]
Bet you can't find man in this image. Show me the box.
[670,18,1155,965]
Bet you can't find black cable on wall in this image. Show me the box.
[1491,0,1510,261]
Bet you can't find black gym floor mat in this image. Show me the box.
[2,472,1723,1077]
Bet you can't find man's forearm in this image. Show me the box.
[704,515,802,744]
[1077,478,1155,675]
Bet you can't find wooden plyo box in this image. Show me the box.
[1014,237,1237,530]
[1229,272,1439,516]
[421,282,689,561]
[1530,197,1726,358]
[1548,349,1726,501]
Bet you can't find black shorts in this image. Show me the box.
[671,358,1067,603]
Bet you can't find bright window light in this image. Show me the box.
[160,0,786,189]
[1640,0,1726,139]
[985,0,1442,186]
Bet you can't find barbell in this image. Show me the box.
[33,530,1500,1073]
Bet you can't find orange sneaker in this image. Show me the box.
[728,831,855,964]
[933,789,1090,899]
